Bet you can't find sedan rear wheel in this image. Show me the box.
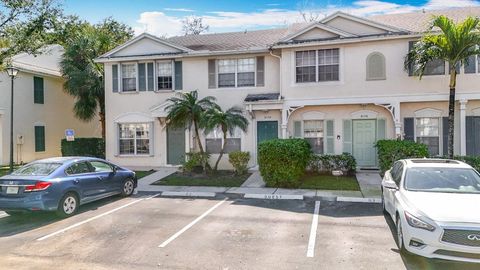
[121,179,135,197]
[57,192,79,218]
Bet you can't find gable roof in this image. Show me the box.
[12,45,63,77]
[322,11,405,33]
[370,7,480,33]
[279,22,357,42]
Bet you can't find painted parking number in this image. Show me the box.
[264,194,283,199]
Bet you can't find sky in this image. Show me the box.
[62,0,480,37]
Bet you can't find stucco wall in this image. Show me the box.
[0,72,101,165]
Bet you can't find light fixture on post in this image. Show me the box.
[5,66,19,173]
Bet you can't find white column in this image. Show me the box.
[281,108,288,139]
[460,99,468,156]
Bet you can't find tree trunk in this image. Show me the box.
[99,111,106,139]
[447,70,457,159]
[214,130,227,172]
[193,120,204,153]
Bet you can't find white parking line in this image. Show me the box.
[159,198,227,248]
[37,193,161,241]
[307,201,321,258]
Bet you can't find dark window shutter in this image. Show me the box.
[33,77,44,104]
[138,63,146,91]
[35,126,45,152]
[293,121,302,138]
[147,63,154,91]
[256,56,265,87]
[404,117,414,141]
[112,64,119,92]
[174,61,183,90]
[408,41,415,76]
[208,59,216,89]
[466,116,480,156]
[442,117,449,156]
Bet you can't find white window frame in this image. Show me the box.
[414,117,442,156]
[137,61,156,91]
[155,60,175,91]
[217,58,256,88]
[300,120,325,154]
[120,62,138,92]
[118,122,152,156]
[205,127,242,154]
[293,48,342,85]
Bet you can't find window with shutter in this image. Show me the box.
[33,77,44,104]
[366,52,386,80]
[138,63,146,91]
[112,64,119,92]
[174,61,183,90]
[35,125,45,152]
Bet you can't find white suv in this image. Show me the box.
[382,159,480,263]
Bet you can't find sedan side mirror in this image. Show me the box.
[112,166,118,175]
[383,179,398,190]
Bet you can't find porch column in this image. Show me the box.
[460,99,468,156]
[281,108,288,139]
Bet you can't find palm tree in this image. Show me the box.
[405,16,480,158]
[165,90,217,154]
[202,106,249,172]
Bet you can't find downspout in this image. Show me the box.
[269,47,288,138]
[269,48,282,99]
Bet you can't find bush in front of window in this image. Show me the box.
[376,139,429,174]
[308,153,356,176]
[258,139,311,188]
[228,151,250,175]
[182,152,211,173]
[61,138,105,159]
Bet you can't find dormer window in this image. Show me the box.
[121,63,137,92]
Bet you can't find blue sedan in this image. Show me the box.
[0,157,137,217]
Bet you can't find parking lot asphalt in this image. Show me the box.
[0,194,478,270]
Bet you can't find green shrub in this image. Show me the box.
[182,152,210,173]
[308,153,356,175]
[376,139,429,173]
[61,138,105,159]
[258,139,311,188]
[451,156,480,171]
[228,151,250,175]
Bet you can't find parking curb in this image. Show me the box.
[243,193,304,200]
[161,191,216,198]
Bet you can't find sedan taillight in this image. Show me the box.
[24,181,52,192]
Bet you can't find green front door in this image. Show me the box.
[353,120,377,167]
[257,121,278,146]
[167,126,186,165]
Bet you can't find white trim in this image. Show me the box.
[279,22,356,42]
[99,33,192,59]
[413,108,443,118]
[114,112,154,123]
[302,111,326,120]
[320,11,406,33]
[471,107,480,117]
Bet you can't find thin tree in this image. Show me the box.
[181,16,209,35]
[60,18,133,138]
[405,16,480,158]
[201,106,249,172]
[297,0,322,22]
[165,90,217,154]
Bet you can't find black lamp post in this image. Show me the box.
[6,66,19,173]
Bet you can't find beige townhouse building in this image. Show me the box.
[95,7,480,170]
[0,45,101,166]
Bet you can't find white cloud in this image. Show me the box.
[164,8,196,12]
[134,0,480,37]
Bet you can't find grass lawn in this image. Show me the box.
[135,170,156,179]
[299,173,360,191]
[153,171,251,187]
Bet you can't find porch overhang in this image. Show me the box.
[150,101,172,118]
[244,93,283,112]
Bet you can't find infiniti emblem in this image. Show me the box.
[467,234,480,241]
[8,181,14,185]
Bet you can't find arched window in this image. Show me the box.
[366,52,386,80]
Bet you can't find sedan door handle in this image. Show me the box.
[73,179,80,184]
[97,176,105,180]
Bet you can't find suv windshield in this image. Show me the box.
[12,163,61,176]
[405,167,480,194]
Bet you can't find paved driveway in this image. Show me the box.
[0,194,477,270]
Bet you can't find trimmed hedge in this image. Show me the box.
[61,138,105,159]
[308,153,357,175]
[376,139,429,173]
[450,156,480,171]
[228,151,250,175]
[258,139,311,188]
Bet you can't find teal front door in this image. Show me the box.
[257,121,278,146]
[353,120,377,167]
[167,126,186,165]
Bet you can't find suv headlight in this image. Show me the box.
[404,211,435,231]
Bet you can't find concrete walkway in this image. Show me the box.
[240,171,266,188]
[356,172,383,198]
